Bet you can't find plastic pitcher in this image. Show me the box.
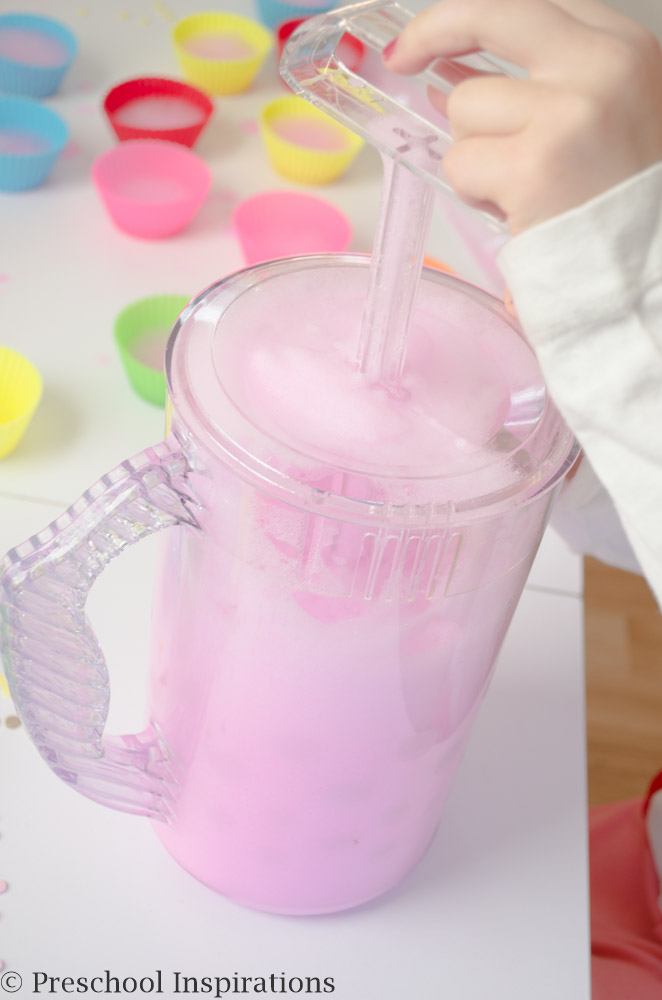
[0,3,579,916]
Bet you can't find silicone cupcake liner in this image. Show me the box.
[172,12,272,95]
[233,189,352,264]
[260,94,363,184]
[276,18,364,74]
[114,295,190,406]
[0,97,68,192]
[0,13,77,99]
[255,0,337,31]
[0,345,43,459]
[92,139,212,240]
[103,77,214,148]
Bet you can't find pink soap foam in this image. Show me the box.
[217,270,514,471]
[273,114,348,151]
[113,96,207,131]
[0,129,49,155]
[60,140,81,160]
[0,27,69,66]
[183,32,255,60]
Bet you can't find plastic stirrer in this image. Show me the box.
[281,0,508,387]
[357,154,432,385]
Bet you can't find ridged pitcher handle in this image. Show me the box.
[0,439,199,822]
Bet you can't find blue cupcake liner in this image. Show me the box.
[0,97,68,191]
[0,13,78,99]
[254,0,338,31]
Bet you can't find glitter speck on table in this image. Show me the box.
[61,141,81,160]
[152,1,175,20]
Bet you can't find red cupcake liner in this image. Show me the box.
[103,76,213,148]
[276,18,364,74]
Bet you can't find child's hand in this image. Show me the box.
[385,0,662,234]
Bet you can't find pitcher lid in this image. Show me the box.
[166,255,578,527]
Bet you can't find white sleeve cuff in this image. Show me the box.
[498,161,662,344]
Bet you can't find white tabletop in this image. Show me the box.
[0,1,589,996]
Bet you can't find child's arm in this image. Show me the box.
[387,0,662,605]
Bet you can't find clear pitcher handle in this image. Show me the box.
[281,0,509,232]
[0,439,199,822]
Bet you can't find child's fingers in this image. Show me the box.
[445,76,541,139]
[427,57,492,91]
[424,60,500,118]
[385,0,662,234]
[426,84,449,120]
[385,0,590,75]
[441,134,514,213]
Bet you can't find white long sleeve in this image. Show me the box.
[498,163,662,609]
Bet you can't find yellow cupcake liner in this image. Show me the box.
[260,95,364,185]
[0,345,42,459]
[172,12,273,95]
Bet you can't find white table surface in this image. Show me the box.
[0,1,589,997]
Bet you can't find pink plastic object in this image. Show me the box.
[91,138,212,239]
[103,77,213,148]
[276,18,364,72]
[232,189,352,263]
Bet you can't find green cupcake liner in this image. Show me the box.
[113,294,191,406]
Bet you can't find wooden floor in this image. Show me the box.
[585,556,662,806]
